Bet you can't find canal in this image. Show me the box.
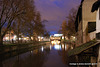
[0,43,70,67]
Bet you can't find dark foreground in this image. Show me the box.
[0,43,70,67]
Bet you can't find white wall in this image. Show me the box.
[82,0,97,32]
[82,0,97,43]
[96,8,100,33]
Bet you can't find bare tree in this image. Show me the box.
[66,8,77,39]
[33,12,45,39]
[60,21,67,40]
[11,0,36,43]
[0,0,35,45]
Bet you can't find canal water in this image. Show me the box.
[1,43,70,67]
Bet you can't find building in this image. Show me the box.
[3,30,17,41]
[91,0,100,39]
[68,0,100,67]
[75,0,97,45]
[50,34,62,41]
[92,0,100,67]
[68,0,100,66]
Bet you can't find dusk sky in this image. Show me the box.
[34,0,81,34]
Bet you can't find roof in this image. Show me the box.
[91,0,100,12]
[75,0,84,32]
[68,40,100,57]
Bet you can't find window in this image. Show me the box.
[88,22,96,33]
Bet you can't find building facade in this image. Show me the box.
[75,0,97,46]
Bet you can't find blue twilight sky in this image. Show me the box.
[34,0,81,35]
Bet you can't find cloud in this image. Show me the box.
[34,0,81,32]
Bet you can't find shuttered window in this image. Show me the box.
[88,22,96,33]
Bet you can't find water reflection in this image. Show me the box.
[51,40,70,51]
[54,45,61,50]
[1,43,71,67]
[41,46,44,52]
[1,47,50,67]
[61,43,70,51]
[51,40,60,45]
[50,45,52,50]
[57,43,71,66]
[51,42,71,66]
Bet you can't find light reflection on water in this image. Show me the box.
[0,43,70,67]
[50,45,52,50]
[54,45,61,50]
[51,40,60,45]
[41,46,44,52]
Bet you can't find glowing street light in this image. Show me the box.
[6,37,9,40]
[13,35,17,40]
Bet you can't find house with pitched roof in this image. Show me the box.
[68,0,100,66]
[91,0,100,40]
[92,0,100,66]
[75,0,97,46]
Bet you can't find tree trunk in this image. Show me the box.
[0,36,3,46]
[17,33,19,44]
[17,21,20,44]
[0,56,3,67]
[0,28,3,45]
[29,36,32,41]
[0,34,3,67]
[64,35,66,41]
[9,30,10,43]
